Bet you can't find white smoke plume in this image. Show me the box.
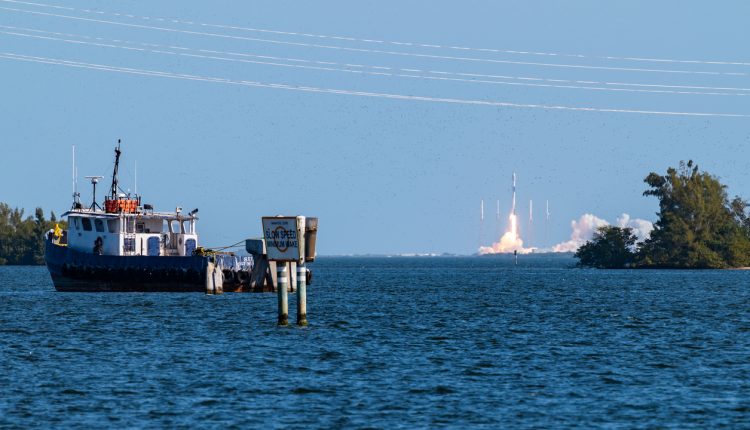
[552,213,609,252]
[616,213,654,242]
[551,213,653,253]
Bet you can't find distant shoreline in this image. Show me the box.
[318,252,575,258]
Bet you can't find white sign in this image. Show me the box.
[262,216,302,262]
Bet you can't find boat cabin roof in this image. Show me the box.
[62,208,198,222]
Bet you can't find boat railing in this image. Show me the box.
[215,254,254,272]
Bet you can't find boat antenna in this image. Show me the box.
[85,176,104,210]
[109,139,121,199]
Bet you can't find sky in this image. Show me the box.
[1,0,749,255]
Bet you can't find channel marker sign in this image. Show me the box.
[262,216,301,262]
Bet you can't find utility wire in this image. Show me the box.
[3,0,749,68]
[1,52,748,118]
[1,5,747,77]
[4,24,750,95]
[3,29,747,97]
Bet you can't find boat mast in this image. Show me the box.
[109,139,121,199]
[71,144,81,209]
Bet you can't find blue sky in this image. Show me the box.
[1,1,749,254]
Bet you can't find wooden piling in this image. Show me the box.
[296,264,307,326]
[213,265,224,294]
[205,261,215,295]
[277,262,289,326]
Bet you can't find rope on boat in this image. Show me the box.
[195,240,246,255]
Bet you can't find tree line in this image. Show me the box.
[0,203,66,265]
[576,161,750,269]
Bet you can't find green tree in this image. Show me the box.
[0,202,66,265]
[638,161,750,268]
[575,226,638,268]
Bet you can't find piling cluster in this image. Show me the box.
[276,262,307,326]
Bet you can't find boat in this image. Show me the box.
[44,141,259,292]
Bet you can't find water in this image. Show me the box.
[2,256,749,429]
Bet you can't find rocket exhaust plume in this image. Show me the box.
[479,172,532,255]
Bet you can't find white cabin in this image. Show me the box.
[63,209,199,257]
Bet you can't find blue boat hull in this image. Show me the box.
[45,240,210,292]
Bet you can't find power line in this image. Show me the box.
[1,52,748,118]
[4,24,750,95]
[1,5,747,77]
[3,28,747,98]
[3,0,749,68]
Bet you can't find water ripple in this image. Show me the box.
[1,259,750,428]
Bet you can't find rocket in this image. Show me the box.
[511,172,517,215]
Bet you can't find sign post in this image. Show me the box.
[263,216,314,326]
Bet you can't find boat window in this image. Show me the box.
[136,222,144,233]
[185,238,196,255]
[147,236,160,256]
[94,219,105,233]
[171,220,182,234]
[163,220,170,233]
[182,220,192,234]
[70,216,80,231]
[107,219,118,233]
[81,218,92,231]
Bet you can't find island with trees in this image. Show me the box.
[575,161,750,269]
[0,203,65,265]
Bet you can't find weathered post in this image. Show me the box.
[296,263,307,326]
[205,260,215,295]
[246,238,272,292]
[277,262,289,326]
[213,264,224,294]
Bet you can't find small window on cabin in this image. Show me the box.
[182,221,191,234]
[70,217,80,230]
[136,223,144,233]
[94,219,105,232]
[107,219,118,233]
[81,218,92,231]
[162,220,170,233]
[171,220,182,234]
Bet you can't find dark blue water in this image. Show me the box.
[2,256,749,428]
